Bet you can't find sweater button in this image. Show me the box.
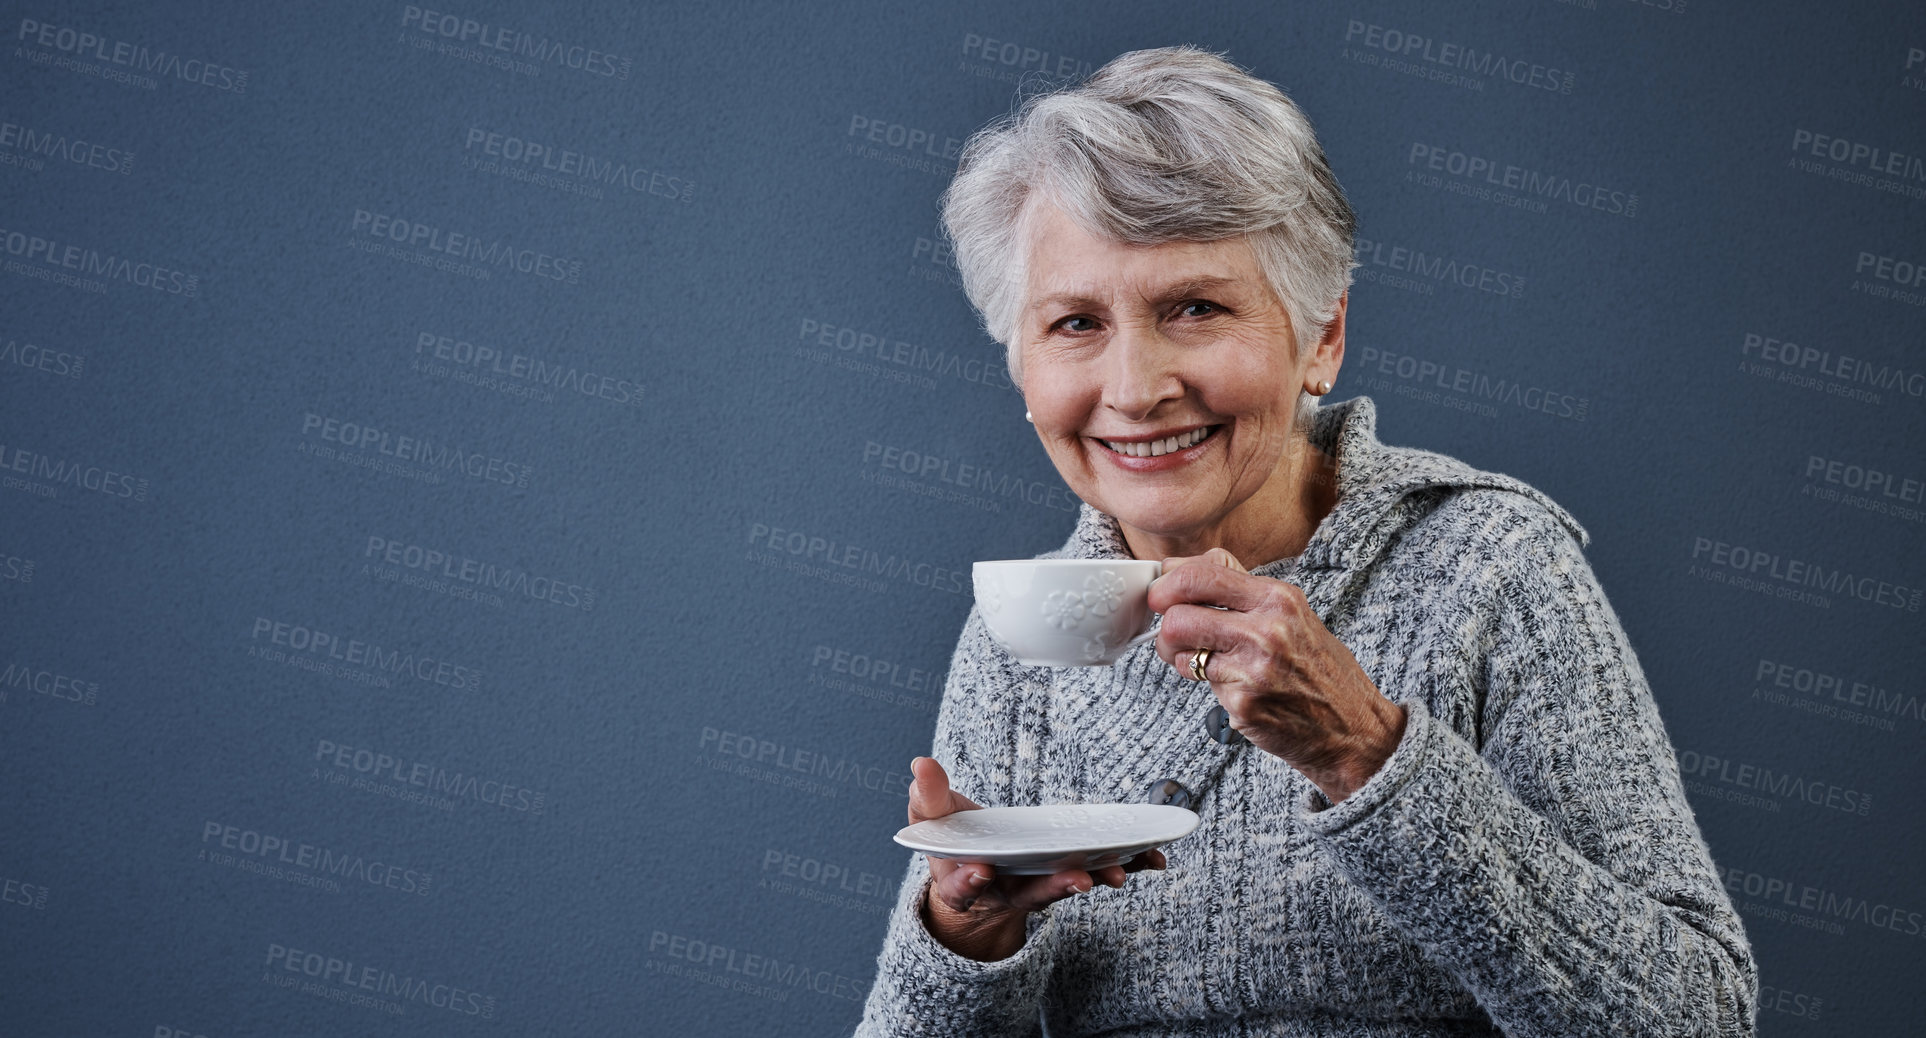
[1145,778,1195,811]
[1204,704,1245,746]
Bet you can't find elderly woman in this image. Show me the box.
[855,46,1755,1038]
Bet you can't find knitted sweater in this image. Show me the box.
[853,395,1757,1038]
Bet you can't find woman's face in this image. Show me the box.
[1016,202,1342,545]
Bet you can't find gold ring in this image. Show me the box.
[1188,648,1212,682]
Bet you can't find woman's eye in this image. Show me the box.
[1055,316,1097,333]
[1179,301,1218,318]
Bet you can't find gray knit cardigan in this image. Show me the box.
[854,395,1757,1038]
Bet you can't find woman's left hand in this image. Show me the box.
[1149,549,1407,804]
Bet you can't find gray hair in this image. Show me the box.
[941,46,1357,384]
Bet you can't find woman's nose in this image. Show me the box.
[1102,323,1184,420]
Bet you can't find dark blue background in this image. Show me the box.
[3,2,1922,1034]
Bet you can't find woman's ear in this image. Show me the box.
[1313,291,1348,383]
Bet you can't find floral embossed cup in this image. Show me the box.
[972,559,1162,666]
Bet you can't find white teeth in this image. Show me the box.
[1104,427,1211,457]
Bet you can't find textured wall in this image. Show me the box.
[2,2,1922,1035]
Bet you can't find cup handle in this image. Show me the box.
[1123,562,1165,651]
[1123,623,1162,652]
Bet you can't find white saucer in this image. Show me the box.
[894,803,1200,875]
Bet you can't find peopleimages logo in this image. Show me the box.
[0,117,134,175]
[1689,536,1923,612]
[845,115,965,177]
[762,848,893,899]
[314,739,547,814]
[1344,20,1575,93]
[300,413,533,489]
[1354,346,1588,421]
[759,846,893,916]
[861,439,1079,514]
[362,535,596,612]
[15,17,249,92]
[0,440,150,501]
[1353,236,1526,298]
[264,942,497,1018]
[1754,657,1922,732]
[347,208,583,284]
[846,115,961,161]
[398,5,631,79]
[959,32,1094,83]
[1759,983,1823,1022]
[1406,143,1638,217]
[2,874,49,910]
[412,331,645,407]
[0,336,84,379]
[1804,454,1923,509]
[806,642,941,714]
[0,550,32,583]
[809,644,942,696]
[0,224,200,295]
[1857,251,1926,287]
[794,317,1013,393]
[648,930,872,1003]
[699,726,913,799]
[249,615,483,692]
[1718,865,1924,939]
[1677,750,1873,817]
[203,820,433,896]
[1854,251,1926,306]
[1740,331,1925,403]
[1788,128,1926,201]
[746,520,967,596]
[0,655,99,706]
[461,127,694,203]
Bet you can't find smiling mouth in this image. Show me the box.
[1097,425,1219,458]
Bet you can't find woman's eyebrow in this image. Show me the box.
[1028,290,1103,315]
[1152,275,1241,302]
[1028,275,1243,315]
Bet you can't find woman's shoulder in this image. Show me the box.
[1365,471,1599,614]
[1342,424,1590,566]
[1424,481,1588,557]
[1394,482,1615,637]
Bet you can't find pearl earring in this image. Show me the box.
[1024,410,1033,423]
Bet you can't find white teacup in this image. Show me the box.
[972,559,1162,666]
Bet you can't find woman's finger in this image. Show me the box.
[1149,561,1282,615]
[936,866,1069,913]
[1154,602,1259,670]
[907,757,978,823]
[1018,870,1095,911]
[1160,548,1249,575]
[932,860,997,911]
[907,757,949,823]
[1120,848,1168,873]
[939,849,1168,913]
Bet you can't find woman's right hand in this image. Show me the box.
[908,756,1167,962]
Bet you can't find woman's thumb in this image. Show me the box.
[909,757,948,818]
[1206,547,1248,573]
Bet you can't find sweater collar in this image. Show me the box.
[1052,395,1588,573]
